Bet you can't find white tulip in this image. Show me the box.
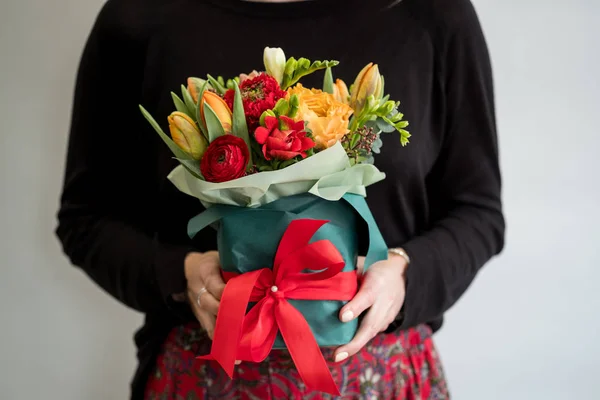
[263,47,286,85]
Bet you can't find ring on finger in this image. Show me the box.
[196,287,208,308]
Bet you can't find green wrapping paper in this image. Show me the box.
[188,193,388,349]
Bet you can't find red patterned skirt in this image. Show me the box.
[144,322,449,399]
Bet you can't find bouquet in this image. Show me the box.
[140,47,410,395]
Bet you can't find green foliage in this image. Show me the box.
[232,82,253,170]
[181,85,198,120]
[281,57,339,90]
[226,77,240,90]
[171,92,193,119]
[323,67,334,94]
[139,105,193,161]
[207,74,227,95]
[203,103,226,142]
[176,158,203,180]
[194,81,210,139]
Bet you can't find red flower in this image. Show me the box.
[254,116,315,161]
[224,73,287,132]
[200,135,249,183]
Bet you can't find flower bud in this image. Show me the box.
[332,79,350,105]
[260,109,277,127]
[168,112,208,160]
[263,47,286,85]
[200,91,233,134]
[350,63,384,115]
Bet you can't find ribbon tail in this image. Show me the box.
[275,301,341,396]
[197,269,266,378]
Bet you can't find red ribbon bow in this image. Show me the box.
[198,219,358,395]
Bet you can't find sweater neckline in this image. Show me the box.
[203,0,385,18]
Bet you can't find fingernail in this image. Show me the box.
[334,352,348,363]
[341,310,354,322]
[235,360,242,365]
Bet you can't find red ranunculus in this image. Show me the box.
[254,116,315,161]
[200,135,249,183]
[224,73,287,132]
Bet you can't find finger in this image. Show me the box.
[196,291,220,316]
[339,279,376,323]
[334,304,387,361]
[204,271,226,300]
[196,309,216,339]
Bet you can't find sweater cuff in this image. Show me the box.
[395,235,437,330]
[154,243,190,305]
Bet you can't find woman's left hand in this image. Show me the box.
[333,254,408,362]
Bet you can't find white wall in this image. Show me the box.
[0,1,598,399]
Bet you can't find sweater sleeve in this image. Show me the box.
[55,2,190,314]
[398,3,505,329]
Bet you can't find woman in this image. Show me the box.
[56,0,504,398]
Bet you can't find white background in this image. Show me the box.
[1,0,598,399]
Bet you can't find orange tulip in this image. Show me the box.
[200,91,233,134]
[187,77,207,103]
[168,112,208,160]
[332,79,350,105]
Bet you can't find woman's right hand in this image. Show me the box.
[184,251,225,339]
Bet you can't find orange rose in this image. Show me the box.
[287,84,353,149]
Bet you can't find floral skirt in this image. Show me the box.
[144,322,449,400]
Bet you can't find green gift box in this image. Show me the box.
[188,192,388,348]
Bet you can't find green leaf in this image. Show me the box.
[181,85,197,120]
[376,117,396,133]
[278,159,298,169]
[232,82,253,170]
[195,81,210,139]
[171,92,192,118]
[175,158,204,180]
[139,105,192,160]
[372,136,383,154]
[207,74,227,95]
[203,103,225,142]
[323,67,334,94]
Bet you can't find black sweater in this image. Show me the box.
[56,0,505,398]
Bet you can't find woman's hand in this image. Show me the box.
[333,254,408,362]
[184,251,225,339]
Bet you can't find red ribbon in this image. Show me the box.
[198,219,358,395]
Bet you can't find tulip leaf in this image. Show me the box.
[207,74,227,95]
[180,85,197,121]
[175,158,204,180]
[195,81,210,139]
[139,105,193,160]
[171,92,193,119]
[323,67,334,94]
[232,82,253,170]
[203,103,226,143]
